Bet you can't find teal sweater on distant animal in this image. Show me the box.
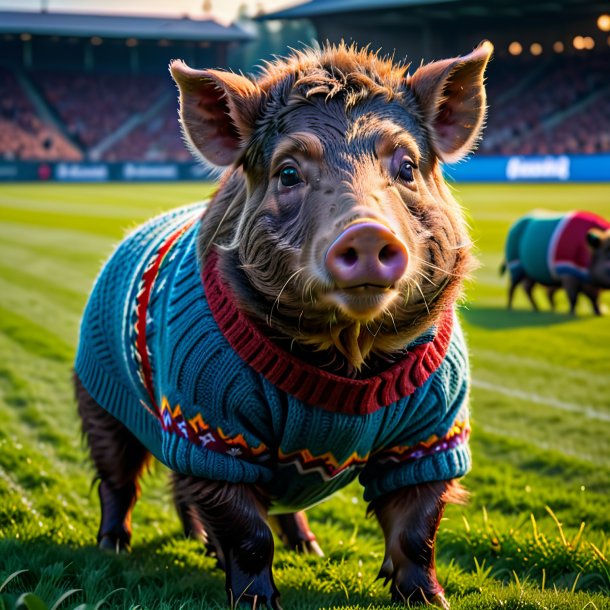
[505,210,610,285]
[75,202,471,513]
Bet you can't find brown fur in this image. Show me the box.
[370,480,467,606]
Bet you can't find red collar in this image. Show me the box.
[202,249,453,415]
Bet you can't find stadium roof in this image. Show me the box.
[261,0,455,19]
[0,10,253,42]
[259,0,609,20]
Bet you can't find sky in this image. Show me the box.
[0,0,300,24]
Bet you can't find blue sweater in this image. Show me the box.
[76,202,471,513]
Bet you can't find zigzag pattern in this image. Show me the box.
[277,421,470,481]
[159,397,269,462]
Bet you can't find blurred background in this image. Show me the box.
[0,0,608,181]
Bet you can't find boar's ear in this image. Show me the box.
[587,229,603,249]
[408,41,493,163]
[170,60,262,167]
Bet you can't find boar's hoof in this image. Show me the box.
[227,552,281,609]
[391,585,449,608]
[298,539,324,557]
[98,534,131,554]
[430,593,451,609]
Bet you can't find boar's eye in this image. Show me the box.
[279,166,303,188]
[390,148,416,185]
[396,159,415,184]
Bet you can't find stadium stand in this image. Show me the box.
[3,51,609,162]
[0,66,81,161]
[0,5,609,164]
[0,9,252,164]
[33,71,168,150]
[100,99,191,162]
[481,52,610,155]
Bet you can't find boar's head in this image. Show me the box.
[170,42,492,372]
[587,228,610,288]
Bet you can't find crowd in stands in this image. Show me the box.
[33,71,168,150]
[101,100,193,162]
[481,53,610,156]
[0,68,81,161]
[1,51,609,164]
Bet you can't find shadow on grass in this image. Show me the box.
[0,536,392,609]
[0,536,226,608]
[461,306,578,330]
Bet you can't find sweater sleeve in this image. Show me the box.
[359,324,471,502]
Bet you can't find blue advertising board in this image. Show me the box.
[0,161,214,182]
[0,155,609,182]
[444,154,610,183]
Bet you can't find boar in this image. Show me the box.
[74,41,493,608]
[502,210,610,315]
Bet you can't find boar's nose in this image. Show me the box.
[325,222,409,288]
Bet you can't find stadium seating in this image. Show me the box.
[0,67,82,161]
[481,53,610,155]
[100,100,192,162]
[33,71,168,150]
[1,51,609,162]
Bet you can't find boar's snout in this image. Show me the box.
[325,221,409,289]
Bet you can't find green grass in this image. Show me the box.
[0,182,609,610]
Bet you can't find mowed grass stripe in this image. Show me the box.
[0,182,213,207]
[0,238,101,297]
[0,221,117,255]
[0,305,73,362]
[0,262,89,312]
[0,329,79,448]
[0,206,154,237]
[476,422,601,465]
[0,275,79,348]
[473,366,608,412]
[472,387,610,468]
[472,346,606,386]
[470,347,609,412]
[472,378,610,422]
[0,195,167,219]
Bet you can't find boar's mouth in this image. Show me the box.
[322,284,402,322]
[342,284,393,291]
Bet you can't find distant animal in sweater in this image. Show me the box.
[501,211,610,315]
[75,41,493,609]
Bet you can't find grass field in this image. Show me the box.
[0,182,609,610]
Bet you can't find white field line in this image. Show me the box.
[471,348,601,385]
[472,378,610,422]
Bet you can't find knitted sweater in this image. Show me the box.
[505,211,610,285]
[76,202,471,513]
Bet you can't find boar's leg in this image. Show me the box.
[560,275,581,315]
[171,475,226,569]
[75,374,150,553]
[371,480,462,609]
[545,286,559,311]
[506,267,526,310]
[581,284,602,316]
[174,496,212,547]
[522,277,539,311]
[173,475,281,609]
[507,276,520,310]
[269,512,324,556]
